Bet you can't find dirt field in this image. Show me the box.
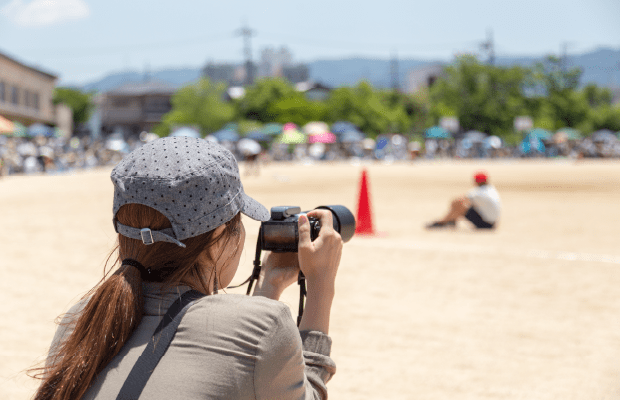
[2,159,620,399]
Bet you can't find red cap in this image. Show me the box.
[474,172,487,184]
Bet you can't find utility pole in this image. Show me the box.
[480,29,495,65]
[560,42,572,73]
[390,51,399,91]
[237,23,255,86]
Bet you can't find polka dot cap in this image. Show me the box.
[111,136,269,245]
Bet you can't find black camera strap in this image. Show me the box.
[115,289,205,400]
[226,227,306,326]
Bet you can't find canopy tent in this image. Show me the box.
[212,129,240,142]
[424,126,451,139]
[171,127,201,138]
[0,115,14,134]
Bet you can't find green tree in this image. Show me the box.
[236,78,297,122]
[430,55,529,136]
[53,87,93,126]
[324,81,410,135]
[526,56,588,130]
[155,78,234,137]
[267,93,328,126]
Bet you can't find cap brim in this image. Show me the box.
[241,193,270,221]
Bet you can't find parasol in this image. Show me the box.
[309,132,337,144]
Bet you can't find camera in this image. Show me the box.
[260,205,356,252]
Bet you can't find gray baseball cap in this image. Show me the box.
[111,136,269,248]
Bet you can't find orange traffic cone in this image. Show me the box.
[355,168,376,236]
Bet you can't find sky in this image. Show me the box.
[0,0,619,85]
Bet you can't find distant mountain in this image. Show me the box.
[82,67,202,93]
[77,47,620,93]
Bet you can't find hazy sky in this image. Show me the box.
[1,0,619,85]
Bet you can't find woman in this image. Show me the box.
[32,136,342,400]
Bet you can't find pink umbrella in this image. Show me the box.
[283,122,298,131]
[309,132,337,144]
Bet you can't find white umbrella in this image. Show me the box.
[237,138,262,156]
[303,121,329,136]
[485,135,502,149]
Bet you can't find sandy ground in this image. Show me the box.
[2,159,620,399]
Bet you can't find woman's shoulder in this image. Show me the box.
[186,294,295,336]
[195,294,291,319]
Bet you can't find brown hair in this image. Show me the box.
[30,204,242,400]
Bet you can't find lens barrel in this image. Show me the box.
[315,205,356,243]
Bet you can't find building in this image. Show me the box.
[406,63,445,93]
[258,46,293,78]
[203,62,240,86]
[283,65,309,84]
[99,80,175,138]
[295,81,331,102]
[0,50,71,134]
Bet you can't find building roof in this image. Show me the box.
[295,81,331,92]
[107,80,177,96]
[0,50,58,80]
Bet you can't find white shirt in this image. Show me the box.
[467,184,501,223]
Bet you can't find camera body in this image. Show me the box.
[260,205,356,252]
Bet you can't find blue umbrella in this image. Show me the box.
[171,127,201,138]
[212,129,240,142]
[527,128,552,141]
[520,135,545,154]
[331,121,360,135]
[27,123,54,137]
[338,130,365,143]
[261,123,283,136]
[375,136,389,150]
[425,126,451,139]
[246,130,271,142]
[592,129,617,143]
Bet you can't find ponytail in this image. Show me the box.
[29,205,242,400]
[32,260,143,400]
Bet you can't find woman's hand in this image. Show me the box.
[297,210,343,287]
[252,252,300,300]
[297,210,343,334]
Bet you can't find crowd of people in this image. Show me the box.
[1,129,619,177]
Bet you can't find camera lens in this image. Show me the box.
[315,205,356,243]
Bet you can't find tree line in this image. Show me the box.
[55,55,620,143]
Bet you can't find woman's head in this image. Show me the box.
[116,203,243,293]
[111,137,269,249]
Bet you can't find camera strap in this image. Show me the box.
[225,226,307,327]
[115,289,205,400]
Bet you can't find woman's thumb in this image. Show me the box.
[298,214,312,250]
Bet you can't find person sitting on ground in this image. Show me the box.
[426,171,501,229]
